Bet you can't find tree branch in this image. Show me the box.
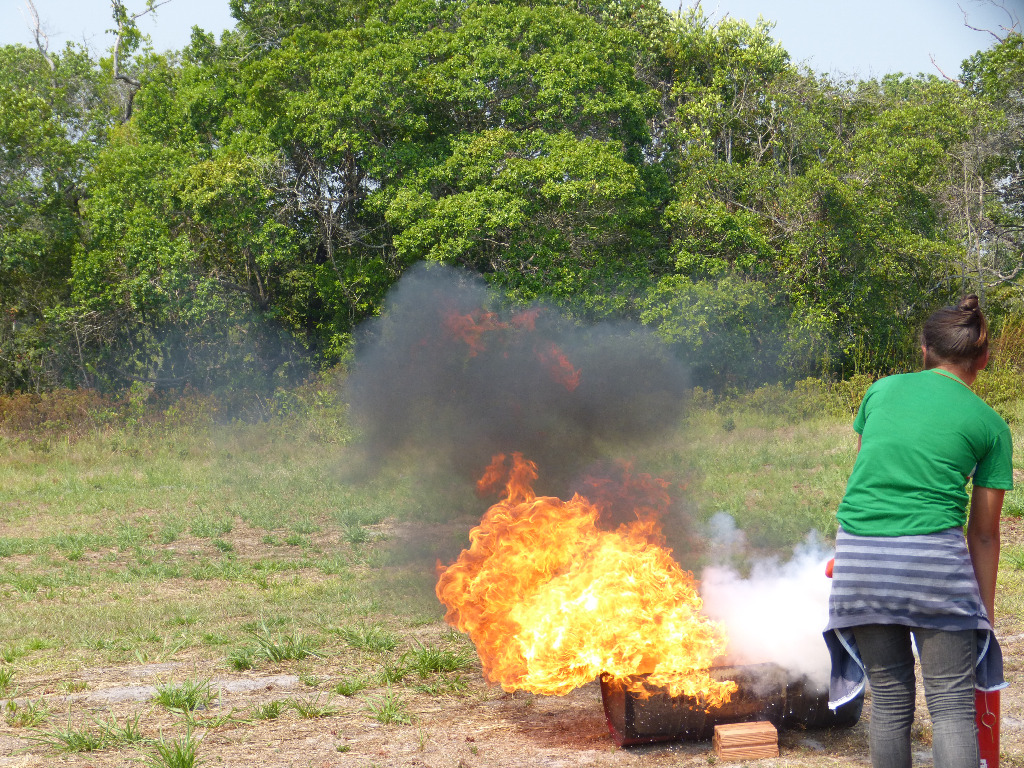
[22,0,55,70]
[929,54,960,83]
[110,0,175,121]
[958,1,1021,44]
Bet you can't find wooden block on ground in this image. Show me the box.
[713,721,779,761]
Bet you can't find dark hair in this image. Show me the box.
[921,295,989,369]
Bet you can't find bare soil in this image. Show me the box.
[0,518,1021,768]
[0,636,1020,767]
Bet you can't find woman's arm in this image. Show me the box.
[967,486,1005,621]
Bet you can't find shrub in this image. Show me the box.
[159,387,222,429]
[974,364,1024,422]
[268,365,352,443]
[827,373,875,417]
[688,386,716,409]
[991,315,1024,370]
[0,389,116,436]
[726,376,874,422]
[740,383,817,421]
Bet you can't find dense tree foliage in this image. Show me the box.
[0,42,117,391]
[960,31,1024,312]
[0,0,1021,400]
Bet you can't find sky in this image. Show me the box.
[701,0,1022,78]
[0,0,1020,79]
[0,0,237,54]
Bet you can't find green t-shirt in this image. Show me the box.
[837,369,1014,536]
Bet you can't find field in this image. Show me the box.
[0,391,1021,768]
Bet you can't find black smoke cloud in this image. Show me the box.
[345,263,690,497]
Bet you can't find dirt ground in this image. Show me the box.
[0,516,1021,767]
[0,633,1020,768]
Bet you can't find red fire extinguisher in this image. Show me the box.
[976,689,999,768]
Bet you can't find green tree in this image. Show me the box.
[71,119,310,395]
[2,0,1018,397]
[959,31,1024,312]
[0,42,117,391]
[647,7,1008,381]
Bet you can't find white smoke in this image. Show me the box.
[699,513,834,686]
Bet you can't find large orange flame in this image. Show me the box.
[436,453,736,705]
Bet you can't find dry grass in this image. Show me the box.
[0,393,1020,766]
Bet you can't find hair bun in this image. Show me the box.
[958,294,980,313]
[923,295,988,362]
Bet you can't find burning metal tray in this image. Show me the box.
[601,663,863,745]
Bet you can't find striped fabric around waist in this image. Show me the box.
[826,526,990,633]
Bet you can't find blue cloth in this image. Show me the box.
[825,527,1007,709]
[825,627,1006,710]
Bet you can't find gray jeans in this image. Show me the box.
[852,625,978,768]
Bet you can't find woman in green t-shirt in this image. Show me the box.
[826,295,1013,768]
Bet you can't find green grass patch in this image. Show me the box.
[27,713,145,754]
[289,694,337,718]
[0,666,14,694]
[364,689,413,725]
[140,726,204,768]
[5,699,50,727]
[153,679,216,713]
[1004,547,1024,571]
[376,658,409,685]
[335,623,399,653]
[98,713,147,746]
[334,676,371,696]
[247,623,320,663]
[403,643,474,678]
[412,676,468,695]
[29,720,109,753]
[252,700,286,720]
